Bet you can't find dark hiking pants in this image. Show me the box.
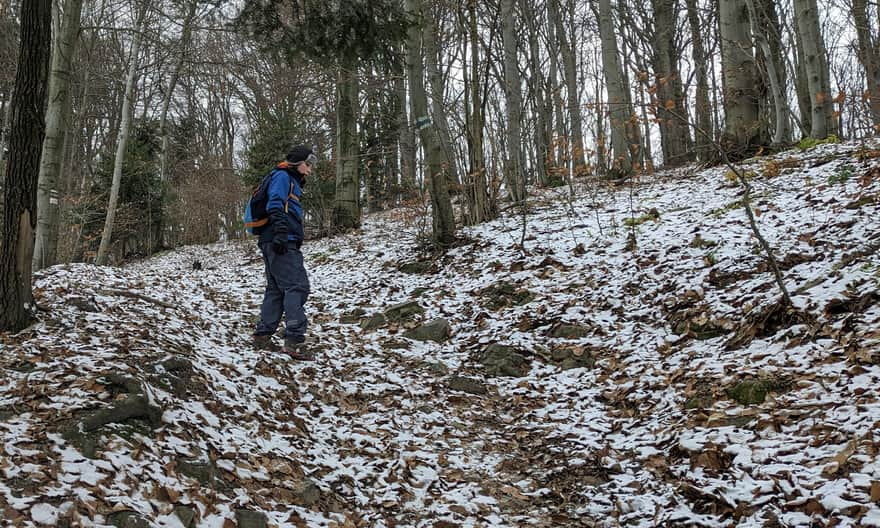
[255,242,310,342]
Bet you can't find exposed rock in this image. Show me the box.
[423,361,449,376]
[480,282,533,310]
[293,479,321,507]
[480,344,529,377]
[177,456,217,486]
[399,261,433,274]
[235,509,268,528]
[404,318,451,343]
[339,308,367,324]
[550,324,592,339]
[447,376,488,395]
[108,511,150,528]
[173,506,197,528]
[384,301,424,322]
[727,377,790,406]
[360,313,387,330]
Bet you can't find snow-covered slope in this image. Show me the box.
[2,139,880,527]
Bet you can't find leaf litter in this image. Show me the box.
[1,139,880,526]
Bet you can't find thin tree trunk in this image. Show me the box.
[424,7,459,193]
[792,19,812,136]
[405,0,455,246]
[793,0,835,139]
[522,0,549,186]
[158,0,197,184]
[551,0,586,175]
[396,70,416,196]
[685,0,713,160]
[501,0,524,202]
[746,0,789,146]
[852,0,880,130]
[0,0,52,332]
[95,1,147,265]
[33,0,83,270]
[332,55,360,229]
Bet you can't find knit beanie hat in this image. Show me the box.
[285,145,316,165]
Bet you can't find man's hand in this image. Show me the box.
[272,234,288,255]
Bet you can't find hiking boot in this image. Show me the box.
[252,334,280,351]
[283,339,315,361]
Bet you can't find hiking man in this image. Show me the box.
[252,145,317,360]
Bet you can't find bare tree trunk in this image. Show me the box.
[464,0,491,223]
[424,7,459,193]
[852,0,880,130]
[746,0,789,146]
[501,0,524,202]
[395,69,416,195]
[793,0,835,139]
[406,0,455,246]
[95,1,147,265]
[522,0,549,186]
[650,0,693,167]
[550,0,586,175]
[719,0,762,156]
[685,0,714,160]
[0,0,51,332]
[792,20,812,136]
[158,0,197,184]
[333,55,360,229]
[598,0,640,177]
[33,0,83,270]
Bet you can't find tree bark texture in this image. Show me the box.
[852,0,880,130]
[685,0,714,160]
[333,55,361,230]
[406,0,455,246]
[793,0,835,139]
[719,0,762,155]
[746,0,789,146]
[598,0,640,177]
[33,0,83,270]
[395,71,417,195]
[650,0,693,167]
[464,0,492,224]
[501,0,525,202]
[550,0,587,175]
[95,2,147,265]
[0,0,51,332]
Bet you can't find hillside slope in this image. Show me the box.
[2,139,880,527]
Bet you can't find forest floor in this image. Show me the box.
[3,138,880,528]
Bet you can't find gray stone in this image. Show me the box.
[399,261,432,274]
[235,509,268,528]
[404,318,451,343]
[360,313,387,330]
[177,457,216,486]
[481,282,533,310]
[108,511,151,528]
[423,362,449,376]
[551,347,595,370]
[384,301,424,322]
[294,479,321,507]
[447,376,488,395]
[550,324,592,339]
[173,506,197,528]
[480,344,529,377]
[727,379,774,406]
[340,308,367,324]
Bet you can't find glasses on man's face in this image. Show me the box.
[305,153,318,168]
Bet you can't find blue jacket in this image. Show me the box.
[258,166,304,244]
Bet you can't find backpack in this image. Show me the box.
[243,168,297,235]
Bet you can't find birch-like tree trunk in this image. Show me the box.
[793,0,835,139]
[333,55,361,229]
[0,0,51,332]
[501,0,524,202]
[598,0,640,177]
[852,0,880,130]
[405,0,455,245]
[650,0,693,167]
[746,0,789,146]
[95,1,147,265]
[719,0,762,155]
[793,22,812,135]
[685,0,713,159]
[33,0,83,270]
